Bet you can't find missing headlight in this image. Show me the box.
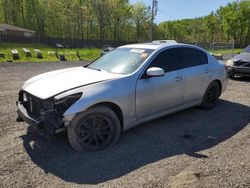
[54,93,82,115]
[43,101,54,110]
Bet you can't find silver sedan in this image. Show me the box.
[17,43,228,152]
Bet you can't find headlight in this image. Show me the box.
[54,93,82,114]
[23,92,28,102]
[225,60,234,66]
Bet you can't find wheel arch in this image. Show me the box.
[86,102,124,130]
[212,79,222,95]
[202,79,222,98]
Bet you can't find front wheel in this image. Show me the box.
[67,106,121,152]
[201,81,221,109]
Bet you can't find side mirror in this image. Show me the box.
[146,67,165,77]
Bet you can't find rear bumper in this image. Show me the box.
[16,101,66,137]
[228,66,250,77]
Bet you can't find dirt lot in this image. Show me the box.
[0,62,249,188]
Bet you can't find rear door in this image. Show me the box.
[136,48,184,118]
[178,47,210,102]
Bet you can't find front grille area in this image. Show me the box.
[21,91,44,117]
[234,61,250,67]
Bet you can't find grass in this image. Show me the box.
[207,48,242,55]
[0,43,101,63]
[0,42,243,63]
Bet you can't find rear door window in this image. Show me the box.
[179,48,208,68]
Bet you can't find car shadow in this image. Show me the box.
[21,100,250,184]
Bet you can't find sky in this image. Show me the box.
[130,0,236,23]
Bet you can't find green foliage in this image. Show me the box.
[0,0,151,41]
[131,1,151,42]
[0,0,249,45]
[157,0,250,46]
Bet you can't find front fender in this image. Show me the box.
[63,77,136,128]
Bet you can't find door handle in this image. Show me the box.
[174,76,183,81]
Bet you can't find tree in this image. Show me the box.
[205,12,218,42]
[0,0,249,46]
[90,0,110,40]
[131,1,151,42]
[106,0,131,41]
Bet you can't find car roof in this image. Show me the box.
[120,42,199,51]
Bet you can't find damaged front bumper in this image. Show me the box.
[16,101,66,138]
[228,66,250,77]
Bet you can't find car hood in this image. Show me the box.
[232,53,250,62]
[22,66,121,99]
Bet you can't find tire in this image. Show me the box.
[67,106,121,152]
[229,74,235,79]
[201,81,221,109]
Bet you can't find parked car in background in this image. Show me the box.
[17,42,228,152]
[226,45,250,78]
[152,40,177,44]
[100,45,114,56]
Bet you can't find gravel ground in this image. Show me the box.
[0,62,249,188]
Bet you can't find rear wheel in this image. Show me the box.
[201,81,221,109]
[67,106,121,152]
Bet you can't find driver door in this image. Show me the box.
[136,48,184,118]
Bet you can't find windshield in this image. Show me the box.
[243,45,250,53]
[87,48,154,74]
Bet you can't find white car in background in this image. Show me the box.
[152,40,177,44]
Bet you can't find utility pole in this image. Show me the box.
[150,0,158,41]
